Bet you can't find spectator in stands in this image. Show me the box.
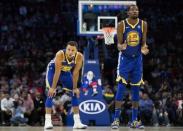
[164,96,177,126]
[152,100,170,126]
[10,100,28,126]
[21,91,34,125]
[0,92,14,126]
[31,90,45,126]
[175,93,183,125]
[52,95,63,126]
[139,93,153,125]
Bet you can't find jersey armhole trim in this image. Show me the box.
[141,20,144,33]
[122,20,125,33]
[75,52,79,64]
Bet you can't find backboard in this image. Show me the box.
[78,0,136,36]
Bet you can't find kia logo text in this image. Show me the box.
[79,100,106,114]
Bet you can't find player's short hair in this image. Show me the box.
[127,4,138,12]
[67,41,78,48]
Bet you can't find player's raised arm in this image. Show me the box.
[141,21,149,55]
[117,21,127,51]
[48,51,63,97]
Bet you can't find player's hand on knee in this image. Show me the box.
[141,45,149,55]
[73,88,80,98]
[48,88,56,98]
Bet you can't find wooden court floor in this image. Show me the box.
[0,126,183,131]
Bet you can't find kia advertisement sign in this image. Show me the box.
[79,100,106,114]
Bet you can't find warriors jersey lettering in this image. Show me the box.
[50,49,78,72]
[122,18,143,57]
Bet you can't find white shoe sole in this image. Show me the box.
[111,126,119,129]
[73,125,87,129]
[44,126,53,130]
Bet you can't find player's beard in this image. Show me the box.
[132,15,138,19]
[68,53,75,57]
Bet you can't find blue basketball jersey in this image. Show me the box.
[61,49,78,72]
[122,18,143,57]
[46,49,79,90]
[51,49,78,72]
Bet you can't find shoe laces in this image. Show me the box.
[112,119,119,125]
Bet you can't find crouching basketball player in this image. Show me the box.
[44,41,87,129]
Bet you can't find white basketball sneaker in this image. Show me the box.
[73,114,87,129]
[44,114,53,129]
[73,122,88,129]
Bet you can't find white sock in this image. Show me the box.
[73,114,81,123]
[45,114,51,120]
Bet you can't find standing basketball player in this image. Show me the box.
[44,41,87,129]
[111,5,149,129]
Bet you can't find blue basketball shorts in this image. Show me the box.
[45,62,73,92]
[116,52,143,86]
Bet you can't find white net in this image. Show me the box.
[102,27,116,45]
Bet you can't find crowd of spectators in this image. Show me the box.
[0,0,182,126]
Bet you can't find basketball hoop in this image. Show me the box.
[102,27,116,45]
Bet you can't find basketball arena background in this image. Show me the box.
[0,0,183,130]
